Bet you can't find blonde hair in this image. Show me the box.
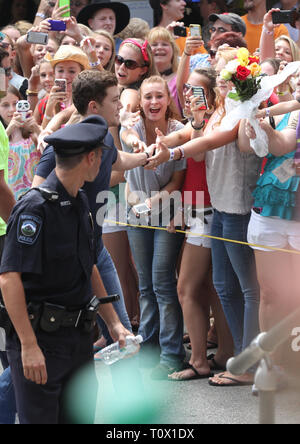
[147,27,180,73]
[14,20,32,35]
[215,47,238,126]
[275,35,300,62]
[139,75,181,121]
[216,47,238,64]
[93,30,116,72]
[117,18,151,41]
[120,38,159,80]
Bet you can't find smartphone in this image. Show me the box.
[16,100,30,121]
[173,26,187,37]
[189,24,202,37]
[59,0,71,17]
[48,20,67,31]
[272,10,299,25]
[132,203,151,216]
[192,86,208,110]
[54,79,67,92]
[0,68,6,99]
[26,31,49,45]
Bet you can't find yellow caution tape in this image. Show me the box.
[104,219,300,255]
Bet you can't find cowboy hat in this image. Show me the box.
[49,45,90,71]
[77,0,130,35]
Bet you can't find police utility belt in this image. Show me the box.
[0,296,100,335]
[0,295,120,335]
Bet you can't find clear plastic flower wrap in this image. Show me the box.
[220,61,300,157]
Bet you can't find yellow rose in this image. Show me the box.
[220,69,232,81]
[237,47,249,67]
[249,62,262,77]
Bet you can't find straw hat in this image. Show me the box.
[49,45,90,71]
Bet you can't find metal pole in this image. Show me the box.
[259,391,275,425]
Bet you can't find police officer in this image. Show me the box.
[0,115,132,424]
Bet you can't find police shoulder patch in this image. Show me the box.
[17,214,43,245]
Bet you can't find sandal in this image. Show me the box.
[208,372,253,387]
[207,353,227,372]
[168,364,213,381]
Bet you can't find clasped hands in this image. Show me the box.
[131,128,171,170]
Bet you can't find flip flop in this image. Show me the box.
[208,373,253,387]
[207,353,227,372]
[168,364,213,381]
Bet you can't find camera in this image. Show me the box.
[26,31,49,45]
[54,79,67,93]
[189,24,202,37]
[16,100,30,121]
[272,9,300,27]
[192,86,208,110]
[173,26,187,37]
[48,20,67,31]
[132,203,151,217]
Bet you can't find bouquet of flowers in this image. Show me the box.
[220,48,262,102]
[219,54,300,157]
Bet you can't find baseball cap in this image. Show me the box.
[209,13,246,36]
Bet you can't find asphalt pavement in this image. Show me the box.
[1,346,300,425]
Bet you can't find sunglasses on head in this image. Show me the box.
[115,55,146,70]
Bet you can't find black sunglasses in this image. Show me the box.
[209,50,217,58]
[0,42,10,50]
[115,55,145,70]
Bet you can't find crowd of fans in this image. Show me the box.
[0,0,300,423]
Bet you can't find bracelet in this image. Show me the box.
[184,51,192,56]
[263,26,274,35]
[177,147,185,160]
[36,12,46,19]
[26,89,38,96]
[44,114,52,121]
[90,60,101,68]
[191,119,205,131]
[168,148,176,162]
[265,108,271,117]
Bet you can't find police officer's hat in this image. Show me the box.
[44,116,112,157]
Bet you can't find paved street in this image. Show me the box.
[1,346,300,425]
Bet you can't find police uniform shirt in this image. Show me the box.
[36,132,118,254]
[0,170,96,308]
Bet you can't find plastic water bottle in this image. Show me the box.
[100,335,143,365]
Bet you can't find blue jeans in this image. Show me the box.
[96,246,132,345]
[0,367,16,424]
[211,210,260,355]
[127,226,185,366]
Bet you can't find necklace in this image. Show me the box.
[160,67,173,77]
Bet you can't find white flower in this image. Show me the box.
[225,59,240,74]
